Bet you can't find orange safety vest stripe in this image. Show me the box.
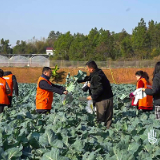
[36,77,53,110]
[0,77,10,105]
[3,74,13,96]
[136,78,153,109]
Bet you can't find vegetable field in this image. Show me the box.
[0,83,160,160]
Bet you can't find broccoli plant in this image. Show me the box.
[62,70,87,105]
[65,70,87,93]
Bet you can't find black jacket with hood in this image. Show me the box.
[89,68,113,104]
[145,72,160,105]
[3,71,19,96]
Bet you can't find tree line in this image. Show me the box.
[1,18,160,61]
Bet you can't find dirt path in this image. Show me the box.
[1,67,154,84]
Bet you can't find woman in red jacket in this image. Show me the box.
[135,71,153,111]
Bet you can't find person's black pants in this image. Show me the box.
[0,96,13,113]
[0,105,4,113]
[36,109,51,114]
[8,96,13,108]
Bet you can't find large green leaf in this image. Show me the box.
[82,152,96,160]
[0,147,4,159]
[36,148,50,156]
[39,129,57,147]
[70,138,85,152]
[2,146,22,160]
[41,148,69,160]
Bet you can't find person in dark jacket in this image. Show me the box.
[3,71,19,108]
[143,61,160,119]
[36,67,68,114]
[86,61,113,129]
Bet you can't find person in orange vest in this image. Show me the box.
[135,70,153,111]
[36,67,68,114]
[0,69,11,113]
[3,71,19,108]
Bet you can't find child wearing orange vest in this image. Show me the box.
[135,71,153,111]
[36,67,68,114]
[0,69,11,113]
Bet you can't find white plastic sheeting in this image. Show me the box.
[0,55,50,67]
[31,56,49,67]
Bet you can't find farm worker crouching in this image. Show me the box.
[36,67,68,114]
[3,71,19,108]
[0,69,11,113]
[143,62,160,119]
[86,61,113,129]
[134,71,153,111]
